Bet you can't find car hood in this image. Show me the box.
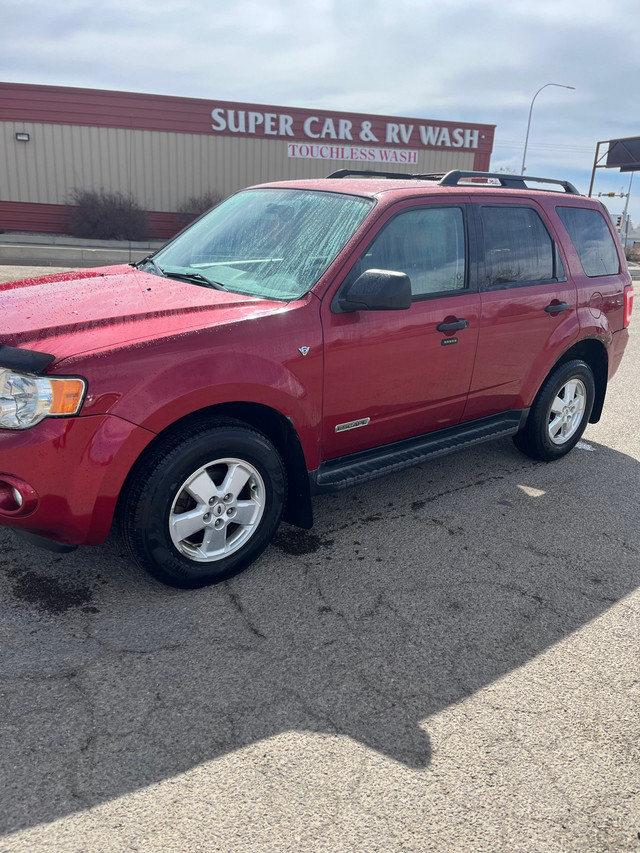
[0,264,289,364]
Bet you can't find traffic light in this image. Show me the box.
[615,215,623,228]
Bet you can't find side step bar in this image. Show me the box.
[312,411,528,493]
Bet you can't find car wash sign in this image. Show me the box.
[210,101,494,161]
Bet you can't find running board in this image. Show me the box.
[312,411,527,493]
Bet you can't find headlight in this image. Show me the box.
[0,368,86,430]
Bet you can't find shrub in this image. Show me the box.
[624,244,640,263]
[175,191,225,227]
[67,189,149,241]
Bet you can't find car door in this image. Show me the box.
[462,198,579,423]
[321,199,481,460]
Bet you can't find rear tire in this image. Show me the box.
[119,419,286,588]
[513,359,595,462]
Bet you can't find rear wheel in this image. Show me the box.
[120,420,286,588]
[513,359,595,461]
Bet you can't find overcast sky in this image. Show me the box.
[2,0,640,222]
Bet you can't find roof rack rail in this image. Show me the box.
[326,168,581,194]
[328,169,447,180]
[327,168,419,180]
[437,170,581,194]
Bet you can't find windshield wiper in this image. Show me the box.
[161,268,226,290]
[135,255,166,277]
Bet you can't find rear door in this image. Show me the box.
[321,198,481,460]
[463,198,578,422]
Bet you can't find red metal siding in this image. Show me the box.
[0,201,69,235]
[147,211,183,240]
[0,201,180,240]
[473,151,491,171]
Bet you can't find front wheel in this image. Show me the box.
[513,359,595,462]
[119,420,287,588]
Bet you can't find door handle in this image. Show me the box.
[436,318,469,332]
[545,301,569,314]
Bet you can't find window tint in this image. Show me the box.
[356,207,466,296]
[481,206,556,288]
[556,206,620,277]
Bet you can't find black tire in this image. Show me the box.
[119,419,286,588]
[513,359,595,462]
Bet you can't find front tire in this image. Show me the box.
[513,359,595,462]
[119,420,287,588]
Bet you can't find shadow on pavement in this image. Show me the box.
[1,437,638,834]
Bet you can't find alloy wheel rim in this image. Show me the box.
[169,458,265,562]
[547,378,586,445]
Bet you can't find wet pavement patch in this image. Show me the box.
[8,569,94,615]
[272,529,333,556]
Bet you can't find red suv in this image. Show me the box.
[0,170,633,587]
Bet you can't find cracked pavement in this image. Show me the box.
[0,267,638,852]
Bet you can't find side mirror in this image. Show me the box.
[336,269,412,313]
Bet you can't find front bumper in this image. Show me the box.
[0,414,155,546]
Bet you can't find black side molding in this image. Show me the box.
[311,411,529,493]
[0,344,55,374]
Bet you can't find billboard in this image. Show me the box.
[606,136,640,172]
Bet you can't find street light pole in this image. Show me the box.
[622,171,634,246]
[521,83,575,174]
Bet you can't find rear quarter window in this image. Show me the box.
[556,206,620,277]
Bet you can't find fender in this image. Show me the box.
[57,304,325,471]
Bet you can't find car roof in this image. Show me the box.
[251,177,458,198]
[249,170,593,206]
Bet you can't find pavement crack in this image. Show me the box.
[224,584,267,640]
[114,643,183,655]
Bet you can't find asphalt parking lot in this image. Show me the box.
[0,265,639,852]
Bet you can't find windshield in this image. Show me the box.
[152,188,374,300]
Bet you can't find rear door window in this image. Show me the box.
[479,206,564,289]
[556,206,620,277]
